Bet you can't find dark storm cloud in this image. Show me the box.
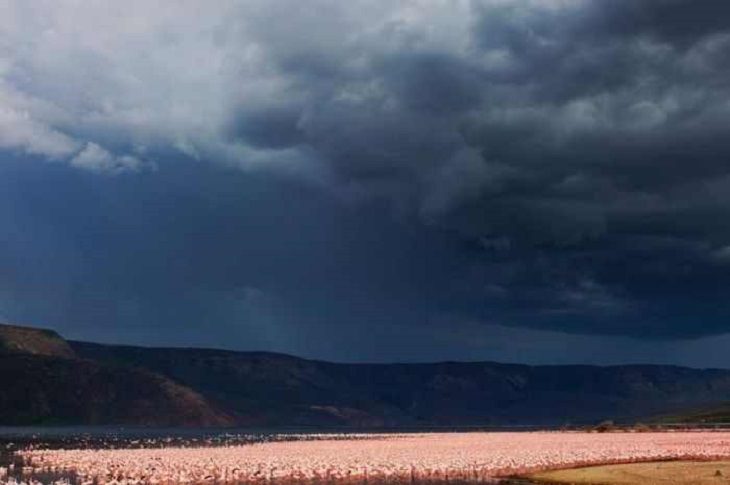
[383,53,484,115]
[3,0,730,347]
[592,0,730,44]
[229,106,306,149]
[0,156,474,353]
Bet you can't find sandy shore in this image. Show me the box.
[17,432,730,484]
[531,460,730,484]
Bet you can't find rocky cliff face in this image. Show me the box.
[0,323,76,358]
[0,353,234,426]
[0,323,233,427]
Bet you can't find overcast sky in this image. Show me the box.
[2,0,730,367]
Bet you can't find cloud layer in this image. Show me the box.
[3,0,730,342]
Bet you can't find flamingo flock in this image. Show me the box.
[11,431,730,485]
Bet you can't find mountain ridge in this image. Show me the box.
[71,340,730,427]
[2,322,730,427]
[70,339,727,371]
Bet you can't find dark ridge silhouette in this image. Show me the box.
[2,322,729,427]
[71,341,730,427]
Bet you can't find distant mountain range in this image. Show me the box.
[1,322,729,427]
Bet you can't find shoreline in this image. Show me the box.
[15,431,730,484]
